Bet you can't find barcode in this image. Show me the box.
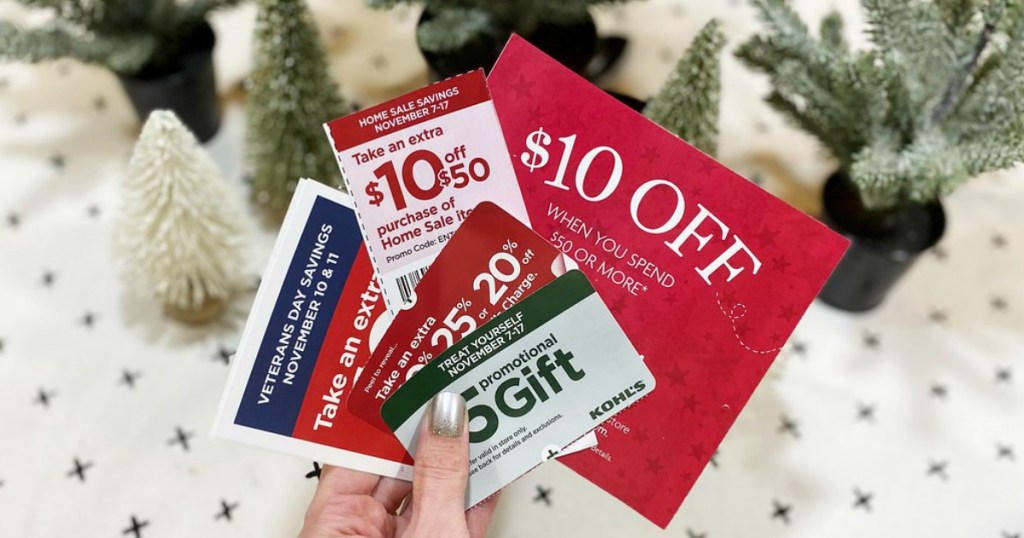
[395,267,429,305]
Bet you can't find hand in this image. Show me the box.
[299,392,498,538]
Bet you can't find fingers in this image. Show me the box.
[315,464,379,498]
[371,476,413,514]
[301,465,393,538]
[466,493,500,538]
[410,392,470,525]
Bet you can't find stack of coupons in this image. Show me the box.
[214,36,849,528]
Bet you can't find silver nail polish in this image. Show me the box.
[430,392,466,438]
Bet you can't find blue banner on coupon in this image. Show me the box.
[234,196,363,435]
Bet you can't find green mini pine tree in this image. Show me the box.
[246,0,346,216]
[737,0,1024,209]
[0,0,242,74]
[367,0,633,53]
[644,19,726,156]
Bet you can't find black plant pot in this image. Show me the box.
[418,10,598,81]
[818,172,946,312]
[605,91,646,113]
[116,21,221,142]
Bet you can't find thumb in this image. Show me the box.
[409,392,470,528]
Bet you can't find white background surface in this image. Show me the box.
[0,0,1022,536]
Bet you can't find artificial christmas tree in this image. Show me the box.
[644,19,726,156]
[737,0,1024,310]
[115,111,247,323]
[246,0,346,218]
[0,0,242,140]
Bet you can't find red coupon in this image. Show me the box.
[347,202,565,432]
[489,36,848,527]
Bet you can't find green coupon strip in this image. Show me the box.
[382,270,656,507]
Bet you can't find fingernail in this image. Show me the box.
[429,391,466,438]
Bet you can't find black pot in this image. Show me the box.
[116,21,221,142]
[418,10,598,81]
[605,91,646,113]
[818,172,946,311]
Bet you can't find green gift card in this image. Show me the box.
[381,270,656,507]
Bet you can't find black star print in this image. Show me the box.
[533,485,552,506]
[992,234,1007,249]
[67,458,93,482]
[7,212,20,228]
[927,459,949,481]
[305,462,322,479]
[122,515,148,538]
[35,388,54,407]
[168,427,193,451]
[81,312,97,328]
[87,204,101,218]
[930,383,948,400]
[778,415,800,439]
[991,296,1009,312]
[215,347,233,365]
[686,529,707,538]
[928,308,947,323]
[50,153,66,171]
[996,367,1012,384]
[852,488,873,512]
[863,331,880,351]
[41,271,55,287]
[121,369,140,389]
[215,499,238,521]
[856,402,875,422]
[93,96,107,111]
[997,444,1015,462]
[771,500,792,525]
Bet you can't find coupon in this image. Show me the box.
[324,70,530,314]
[489,36,849,527]
[213,179,413,479]
[347,202,565,432]
[381,270,655,508]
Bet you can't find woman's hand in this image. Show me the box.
[299,392,498,538]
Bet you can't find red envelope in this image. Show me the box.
[347,202,565,432]
[489,36,848,527]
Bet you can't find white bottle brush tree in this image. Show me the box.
[116,110,247,323]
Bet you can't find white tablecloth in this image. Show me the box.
[1,0,1022,536]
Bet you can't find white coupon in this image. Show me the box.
[324,70,530,313]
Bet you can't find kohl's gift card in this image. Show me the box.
[381,271,655,507]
